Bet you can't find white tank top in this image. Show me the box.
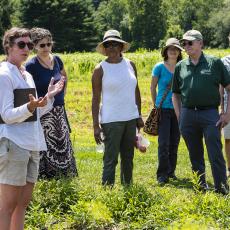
[100,58,139,124]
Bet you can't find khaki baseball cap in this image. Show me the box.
[181,30,203,41]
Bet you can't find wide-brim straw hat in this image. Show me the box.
[96,30,130,56]
[161,38,184,56]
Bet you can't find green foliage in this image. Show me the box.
[26,178,80,229]
[160,0,226,46]
[94,0,166,50]
[128,0,165,50]
[94,0,130,43]
[2,0,230,51]
[19,0,97,52]
[0,0,15,53]
[207,0,230,48]
[0,50,222,229]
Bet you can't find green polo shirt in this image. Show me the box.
[172,52,230,107]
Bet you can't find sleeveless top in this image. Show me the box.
[100,58,139,124]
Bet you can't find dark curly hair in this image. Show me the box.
[30,27,53,45]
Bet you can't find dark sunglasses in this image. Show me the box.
[15,41,34,50]
[181,41,194,47]
[39,42,52,48]
[103,41,121,48]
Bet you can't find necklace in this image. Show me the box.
[165,61,176,67]
[164,61,176,74]
[18,66,26,80]
[37,55,53,70]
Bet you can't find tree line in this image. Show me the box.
[0,0,230,53]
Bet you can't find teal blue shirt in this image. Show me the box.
[152,62,174,109]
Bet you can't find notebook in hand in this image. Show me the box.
[0,88,37,124]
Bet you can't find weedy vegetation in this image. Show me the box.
[2,50,230,229]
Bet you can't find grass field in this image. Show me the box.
[3,50,230,229]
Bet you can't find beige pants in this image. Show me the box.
[224,98,230,139]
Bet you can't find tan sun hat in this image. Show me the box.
[96,29,130,56]
[180,29,203,41]
[161,38,184,56]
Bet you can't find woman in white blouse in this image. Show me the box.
[0,27,64,230]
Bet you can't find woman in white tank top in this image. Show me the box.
[92,30,144,186]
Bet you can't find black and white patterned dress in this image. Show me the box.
[39,106,77,179]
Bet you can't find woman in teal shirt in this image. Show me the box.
[151,38,183,184]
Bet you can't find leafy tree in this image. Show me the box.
[0,0,14,53]
[128,0,165,50]
[10,0,22,26]
[20,0,97,52]
[94,0,130,43]
[12,0,230,51]
[160,0,224,47]
[207,0,230,48]
[92,0,104,9]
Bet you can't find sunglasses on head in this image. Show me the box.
[181,40,194,47]
[39,42,52,48]
[103,41,121,48]
[15,41,34,50]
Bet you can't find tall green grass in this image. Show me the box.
[2,50,230,229]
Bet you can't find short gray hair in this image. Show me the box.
[2,27,31,55]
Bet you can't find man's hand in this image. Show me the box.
[47,77,65,98]
[172,93,181,122]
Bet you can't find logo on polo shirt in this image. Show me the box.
[200,70,212,75]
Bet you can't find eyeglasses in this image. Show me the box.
[103,41,121,48]
[15,41,34,50]
[181,41,194,47]
[39,43,52,48]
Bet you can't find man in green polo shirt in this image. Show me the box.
[172,29,230,195]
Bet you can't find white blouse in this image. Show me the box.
[0,61,53,151]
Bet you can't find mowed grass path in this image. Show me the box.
[7,50,230,229]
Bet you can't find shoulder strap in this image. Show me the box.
[158,81,172,108]
[158,64,172,108]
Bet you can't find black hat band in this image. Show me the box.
[103,35,121,41]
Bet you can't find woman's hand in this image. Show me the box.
[27,94,48,112]
[47,77,65,98]
[136,117,144,130]
[94,125,103,144]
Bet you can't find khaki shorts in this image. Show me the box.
[0,137,40,186]
[223,101,230,139]
[223,122,230,139]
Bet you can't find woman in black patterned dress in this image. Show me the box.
[25,27,77,178]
